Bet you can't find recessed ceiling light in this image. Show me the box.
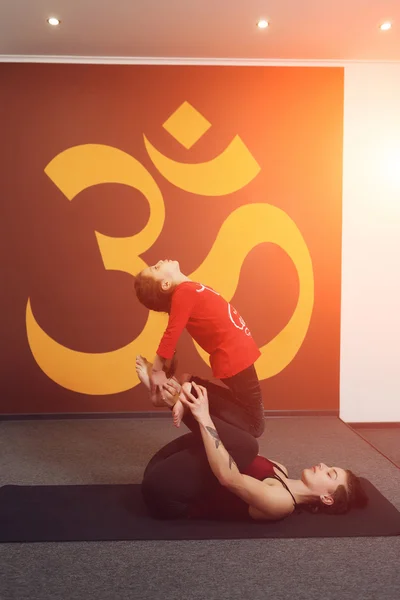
[47,17,60,26]
[380,21,392,31]
[257,19,269,29]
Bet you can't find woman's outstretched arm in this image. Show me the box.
[180,383,294,520]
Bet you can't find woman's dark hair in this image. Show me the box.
[304,470,368,515]
[134,271,174,314]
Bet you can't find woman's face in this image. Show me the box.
[302,462,348,496]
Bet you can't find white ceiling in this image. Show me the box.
[1,0,399,62]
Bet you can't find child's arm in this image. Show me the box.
[152,285,197,373]
[152,355,167,374]
[150,355,178,396]
[149,361,167,395]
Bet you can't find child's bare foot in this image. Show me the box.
[135,355,151,390]
[171,382,191,427]
[136,355,165,407]
[171,372,191,425]
[136,355,192,416]
[172,399,184,428]
[181,373,192,384]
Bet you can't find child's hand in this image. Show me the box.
[150,370,167,398]
[161,378,181,408]
[180,382,210,423]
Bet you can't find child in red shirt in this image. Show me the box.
[134,259,264,438]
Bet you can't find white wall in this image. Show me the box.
[340,63,400,422]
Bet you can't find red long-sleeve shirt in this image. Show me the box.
[156,281,260,379]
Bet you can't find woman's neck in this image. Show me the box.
[283,478,316,506]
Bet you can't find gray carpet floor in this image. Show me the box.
[1,416,399,600]
[350,426,400,467]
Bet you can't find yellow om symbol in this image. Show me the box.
[26,101,314,395]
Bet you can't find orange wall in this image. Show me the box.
[0,64,343,414]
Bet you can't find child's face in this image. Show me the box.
[141,260,181,287]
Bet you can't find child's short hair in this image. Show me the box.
[134,271,173,313]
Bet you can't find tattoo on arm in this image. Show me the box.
[205,426,221,449]
[204,426,238,471]
[229,454,238,471]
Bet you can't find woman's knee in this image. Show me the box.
[250,416,265,439]
[249,432,260,455]
[240,430,260,465]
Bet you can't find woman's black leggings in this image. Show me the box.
[141,379,261,519]
[187,364,265,439]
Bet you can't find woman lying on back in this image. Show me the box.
[138,364,368,521]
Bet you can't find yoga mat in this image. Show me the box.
[1,479,399,543]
